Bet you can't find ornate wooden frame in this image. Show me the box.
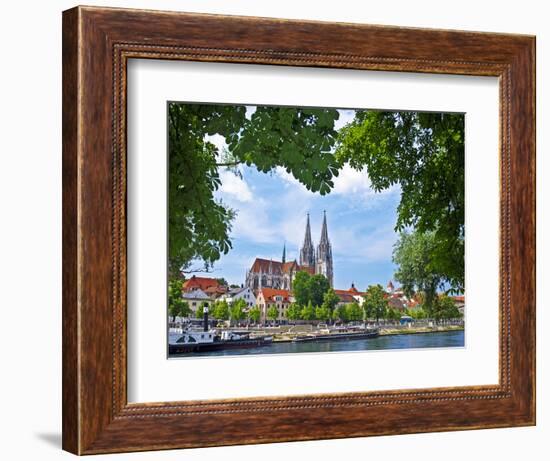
[62,5,536,455]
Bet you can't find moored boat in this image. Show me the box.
[169,307,273,355]
[292,326,379,343]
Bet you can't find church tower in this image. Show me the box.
[299,213,316,268]
[316,211,334,287]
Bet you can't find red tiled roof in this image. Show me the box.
[451,295,465,302]
[249,258,314,275]
[182,276,221,292]
[334,291,356,303]
[282,261,297,272]
[335,287,365,296]
[258,288,292,303]
[334,288,364,303]
[204,285,227,295]
[250,258,283,274]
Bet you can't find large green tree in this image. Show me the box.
[333,305,348,323]
[168,280,191,321]
[315,305,331,322]
[346,302,364,322]
[336,111,464,290]
[292,271,331,308]
[229,298,247,324]
[410,308,427,320]
[292,271,311,307]
[267,305,279,324]
[322,288,340,312]
[248,306,261,324]
[212,300,229,320]
[363,284,389,322]
[169,103,340,276]
[301,301,316,321]
[308,275,331,308]
[286,304,302,322]
[392,231,450,315]
[432,294,463,320]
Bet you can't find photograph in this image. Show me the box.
[167,102,465,357]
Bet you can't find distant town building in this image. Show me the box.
[182,275,228,300]
[219,286,257,308]
[384,280,465,312]
[181,289,211,313]
[334,283,365,306]
[385,279,413,310]
[256,288,293,323]
[245,212,334,292]
[245,258,312,292]
[183,276,224,293]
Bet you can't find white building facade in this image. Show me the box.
[220,287,257,308]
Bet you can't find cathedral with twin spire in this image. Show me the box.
[245,212,334,292]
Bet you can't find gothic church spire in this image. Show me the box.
[316,211,334,287]
[299,213,316,268]
[320,210,329,245]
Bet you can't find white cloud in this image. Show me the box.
[332,164,401,201]
[230,201,278,244]
[218,170,253,203]
[272,164,400,259]
[332,164,371,195]
[330,222,398,263]
[276,163,399,209]
[216,170,315,251]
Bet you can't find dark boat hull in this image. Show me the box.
[169,338,272,355]
[292,330,379,343]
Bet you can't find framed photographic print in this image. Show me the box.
[62,5,535,455]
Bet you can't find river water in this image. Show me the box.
[170,330,464,358]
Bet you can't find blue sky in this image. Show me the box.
[188,108,402,291]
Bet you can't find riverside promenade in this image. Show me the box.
[210,320,464,343]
